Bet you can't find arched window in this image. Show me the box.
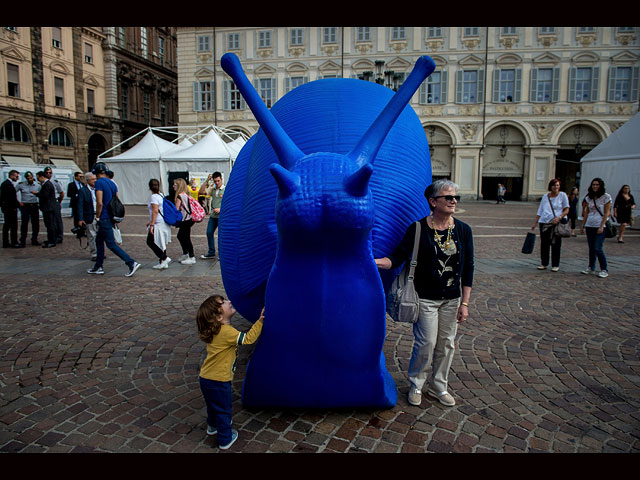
[48,127,73,147]
[0,121,31,142]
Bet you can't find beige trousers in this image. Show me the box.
[408,297,460,394]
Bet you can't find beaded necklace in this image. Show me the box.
[430,216,456,255]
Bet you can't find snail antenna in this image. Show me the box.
[221,52,304,170]
[348,55,436,167]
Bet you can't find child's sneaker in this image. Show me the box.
[218,429,238,450]
[206,425,217,436]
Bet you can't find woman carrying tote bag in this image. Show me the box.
[530,179,569,272]
[375,180,474,409]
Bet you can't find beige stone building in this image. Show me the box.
[1,27,112,172]
[176,26,639,200]
[1,27,178,173]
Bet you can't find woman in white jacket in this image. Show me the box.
[146,179,172,269]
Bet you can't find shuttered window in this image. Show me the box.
[7,63,19,97]
[52,27,62,48]
[530,67,559,103]
[492,68,522,103]
[193,81,214,111]
[569,66,599,102]
[419,70,448,104]
[222,80,245,110]
[290,29,304,46]
[284,76,308,94]
[323,27,337,44]
[456,69,484,104]
[254,78,277,108]
[607,66,639,102]
[54,77,64,107]
[258,30,271,48]
[87,88,95,114]
[198,35,210,52]
[357,27,371,42]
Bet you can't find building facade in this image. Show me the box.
[102,27,179,156]
[1,27,112,172]
[1,27,178,172]
[176,27,639,200]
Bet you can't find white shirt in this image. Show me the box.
[583,193,612,228]
[148,193,166,225]
[536,191,569,224]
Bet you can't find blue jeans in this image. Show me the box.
[585,227,607,271]
[94,218,135,269]
[206,216,219,256]
[199,377,232,445]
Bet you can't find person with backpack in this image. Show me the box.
[375,180,474,408]
[88,162,140,277]
[146,178,172,269]
[173,178,197,265]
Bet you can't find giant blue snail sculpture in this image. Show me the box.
[218,52,436,408]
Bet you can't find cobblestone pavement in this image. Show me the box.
[1,200,639,453]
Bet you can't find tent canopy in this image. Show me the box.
[98,127,247,204]
[580,113,640,226]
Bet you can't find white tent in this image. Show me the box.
[580,113,640,227]
[99,127,243,205]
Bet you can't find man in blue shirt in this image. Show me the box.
[88,162,140,277]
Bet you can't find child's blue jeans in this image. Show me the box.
[199,376,232,445]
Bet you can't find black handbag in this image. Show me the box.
[522,232,536,254]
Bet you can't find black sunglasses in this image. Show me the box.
[432,195,460,202]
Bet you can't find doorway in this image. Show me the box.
[481,176,523,201]
[556,149,588,193]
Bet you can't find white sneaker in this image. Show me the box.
[178,254,189,262]
[597,270,609,278]
[153,261,165,269]
[125,262,141,277]
[581,268,595,275]
[180,256,196,265]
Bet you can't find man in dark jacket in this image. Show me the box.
[36,171,58,248]
[77,171,97,260]
[1,169,21,248]
[67,171,84,228]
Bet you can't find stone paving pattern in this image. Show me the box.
[0,200,638,453]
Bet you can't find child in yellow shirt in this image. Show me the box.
[196,294,264,450]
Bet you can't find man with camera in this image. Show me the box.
[76,171,97,261]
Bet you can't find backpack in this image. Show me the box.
[106,183,125,223]
[184,195,206,223]
[158,195,183,227]
[385,221,421,324]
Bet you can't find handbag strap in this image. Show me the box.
[547,194,556,217]
[407,221,421,280]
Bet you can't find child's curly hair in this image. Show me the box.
[196,295,225,343]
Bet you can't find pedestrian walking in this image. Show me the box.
[87,162,140,277]
[613,185,635,243]
[77,172,98,261]
[196,295,264,450]
[375,179,474,408]
[496,183,506,204]
[173,178,196,265]
[581,177,612,278]
[531,179,569,272]
[146,179,172,269]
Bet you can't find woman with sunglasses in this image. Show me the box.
[531,179,570,272]
[375,179,474,408]
[581,178,612,278]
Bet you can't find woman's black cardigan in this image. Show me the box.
[387,216,474,301]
